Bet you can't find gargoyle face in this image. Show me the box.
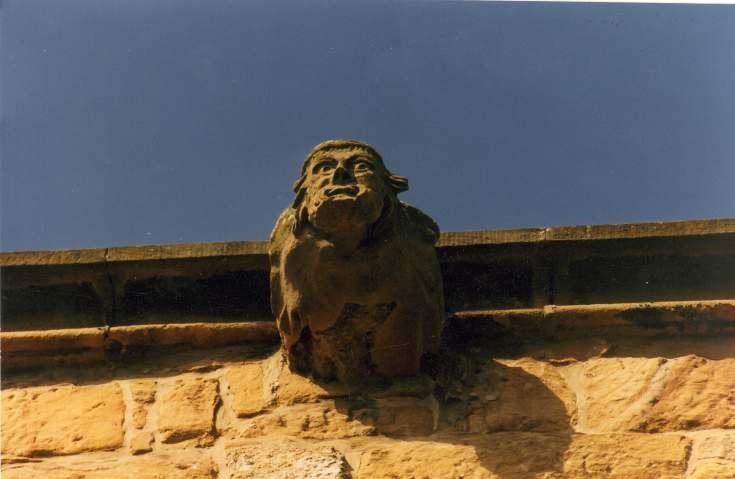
[302,147,389,234]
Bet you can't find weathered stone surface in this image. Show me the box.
[225,402,375,441]
[225,362,266,417]
[688,431,735,479]
[130,431,154,455]
[130,379,156,429]
[1,328,106,352]
[276,362,349,406]
[356,432,690,479]
[269,139,444,380]
[372,396,436,436]
[106,322,278,349]
[0,323,279,370]
[1,451,217,479]
[692,431,735,463]
[1,383,124,457]
[561,433,690,478]
[104,240,268,262]
[559,357,665,432]
[457,301,735,341]
[357,437,496,479]
[470,358,576,433]
[156,376,219,446]
[225,439,350,478]
[0,248,108,266]
[0,328,107,370]
[560,356,735,433]
[632,356,735,432]
[688,461,735,479]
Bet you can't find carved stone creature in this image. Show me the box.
[269,139,445,381]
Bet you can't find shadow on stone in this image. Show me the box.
[322,351,575,479]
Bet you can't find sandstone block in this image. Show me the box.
[687,431,735,479]
[562,356,735,433]
[688,461,735,479]
[156,376,219,446]
[357,432,690,479]
[632,356,735,432]
[225,363,265,417]
[225,439,350,479]
[226,402,375,441]
[1,451,217,479]
[562,433,690,478]
[130,431,154,455]
[276,365,348,406]
[559,357,665,432]
[478,358,576,433]
[373,396,435,436]
[357,437,497,479]
[1,383,124,457]
[693,431,735,463]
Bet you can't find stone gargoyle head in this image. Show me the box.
[269,140,445,382]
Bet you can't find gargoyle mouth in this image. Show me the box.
[324,186,359,197]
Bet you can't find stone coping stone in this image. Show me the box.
[2,218,733,266]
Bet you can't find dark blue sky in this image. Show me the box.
[3,1,734,252]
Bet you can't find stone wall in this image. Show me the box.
[3,335,734,478]
[2,219,735,478]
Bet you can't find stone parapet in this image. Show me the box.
[2,218,734,331]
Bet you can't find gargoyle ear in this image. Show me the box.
[388,174,409,194]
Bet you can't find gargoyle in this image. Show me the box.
[269,139,444,381]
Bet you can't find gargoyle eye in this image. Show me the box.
[353,159,374,172]
[313,160,335,174]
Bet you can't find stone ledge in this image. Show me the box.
[456,299,735,340]
[3,300,734,371]
[0,240,269,267]
[1,322,279,370]
[2,218,733,266]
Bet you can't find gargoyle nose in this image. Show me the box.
[331,165,354,184]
